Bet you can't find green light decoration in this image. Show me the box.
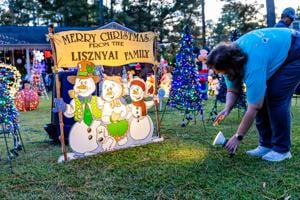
[167,26,205,127]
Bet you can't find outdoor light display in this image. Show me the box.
[14,83,39,111]
[0,71,24,168]
[0,74,19,132]
[0,63,21,98]
[55,61,160,161]
[31,50,48,99]
[49,27,162,162]
[167,26,204,125]
[32,50,45,71]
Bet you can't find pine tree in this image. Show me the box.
[167,26,203,125]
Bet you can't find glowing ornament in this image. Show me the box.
[0,63,21,98]
[44,50,52,58]
[14,83,39,111]
[33,50,44,63]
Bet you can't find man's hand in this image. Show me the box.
[225,134,240,154]
[213,114,225,126]
[213,109,229,126]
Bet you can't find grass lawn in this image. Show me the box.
[0,95,299,199]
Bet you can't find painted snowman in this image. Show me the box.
[101,76,129,146]
[127,78,156,141]
[63,61,104,155]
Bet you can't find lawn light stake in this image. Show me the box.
[213,131,236,157]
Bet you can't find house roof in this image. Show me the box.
[97,22,135,33]
[0,22,134,50]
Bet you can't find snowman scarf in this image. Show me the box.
[132,100,147,116]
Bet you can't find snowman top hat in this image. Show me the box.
[67,60,100,84]
[130,77,146,91]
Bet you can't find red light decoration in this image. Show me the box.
[14,87,39,111]
[44,50,52,58]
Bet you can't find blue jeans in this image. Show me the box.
[256,31,300,153]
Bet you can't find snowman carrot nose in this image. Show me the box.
[133,89,139,95]
[106,89,113,96]
[77,84,87,90]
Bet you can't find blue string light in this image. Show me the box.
[167,26,204,126]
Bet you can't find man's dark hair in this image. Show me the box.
[206,42,247,82]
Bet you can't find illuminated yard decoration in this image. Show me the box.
[55,62,162,161]
[14,83,39,111]
[0,69,24,172]
[59,61,103,156]
[49,27,162,162]
[0,63,21,98]
[31,50,48,99]
[167,26,204,126]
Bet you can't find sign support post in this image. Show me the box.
[48,24,67,161]
[153,30,161,137]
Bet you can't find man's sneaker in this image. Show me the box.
[262,150,292,162]
[246,146,272,157]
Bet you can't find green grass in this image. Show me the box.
[0,96,299,199]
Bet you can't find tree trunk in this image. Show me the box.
[201,0,206,46]
[266,0,275,27]
[99,0,104,26]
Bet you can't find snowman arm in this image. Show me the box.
[145,101,155,109]
[64,100,76,118]
[126,104,133,118]
[119,104,128,118]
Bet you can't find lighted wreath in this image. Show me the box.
[0,63,21,98]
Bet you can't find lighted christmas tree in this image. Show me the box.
[0,69,19,129]
[167,26,203,126]
[0,69,23,160]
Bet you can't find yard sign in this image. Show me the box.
[52,29,155,67]
[49,26,161,162]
